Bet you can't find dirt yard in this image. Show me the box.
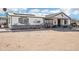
[0,30,79,51]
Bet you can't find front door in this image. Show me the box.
[58,19,61,27]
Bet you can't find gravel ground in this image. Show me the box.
[0,30,79,51]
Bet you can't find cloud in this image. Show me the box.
[28,9,40,13]
[1,8,79,19]
[49,9,61,14]
[28,8,79,18]
[60,8,72,15]
[41,9,49,13]
[28,9,47,16]
[72,10,79,15]
[28,12,45,17]
[8,8,27,14]
[70,8,79,15]
[28,9,62,16]
[18,8,27,13]
[41,9,61,14]
[8,8,19,13]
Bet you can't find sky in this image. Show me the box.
[0,8,79,20]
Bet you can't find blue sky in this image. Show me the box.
[0,8,79,20]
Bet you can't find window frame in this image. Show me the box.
[19,17,28,24]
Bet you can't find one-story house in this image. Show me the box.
[7,12,71,29]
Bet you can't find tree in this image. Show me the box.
[3,8,7,12]
[3,8,8,28]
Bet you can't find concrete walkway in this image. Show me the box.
[0,28,11,32]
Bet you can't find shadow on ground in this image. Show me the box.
[0,27,79,33]
[52,28,79,32]
[10,28,79,32]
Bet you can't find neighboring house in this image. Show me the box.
[45,12,71,28]
[71,19,79,25]
[0,17,7,28]
[8,13,44,29]
[71,19,79,27]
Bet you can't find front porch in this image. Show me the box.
[44,18,70,28]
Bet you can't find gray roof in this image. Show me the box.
[8,13,35,17]
[45,12,71,19]
[8,13,45,18]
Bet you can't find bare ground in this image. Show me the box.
[0,30,79,51]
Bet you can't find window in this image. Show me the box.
[37,21,40,23]
[23,18,28,24]
[19,18,23,24]
[33,19,41,23]
[19,17,28,24]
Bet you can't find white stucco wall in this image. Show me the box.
[8,16,11,28]
[8,16,44,29]
[47,13,71,26]
[67,19,71,25]
[53,18,58,25]
[29,17,44,25]
[8,16,23,28]
[11,17,44,26]
[61,20,64,25]
[9,16,26,25]
[11,17,19,25]
[8,16,19,28]
[61,19,71,26]
[53,18,71,26]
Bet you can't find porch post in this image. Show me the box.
[55,18,58,26]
